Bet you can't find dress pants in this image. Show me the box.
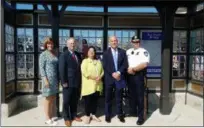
[83,92,99,116]
[105,84,123,118]
[128,73,145,120]
[62,87,78,121]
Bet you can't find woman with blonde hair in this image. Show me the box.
[81,46,104,124]
[39,37,59,126]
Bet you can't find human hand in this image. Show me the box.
[63,83,68,88]
[88,75,97,80]
[44,78,49,88]
[112,72,121,81]
[127,67,135,75]
[95,76,101,83]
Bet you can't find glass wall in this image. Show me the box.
[16,28,34,93]
[189,28,204,95]
[59,29,70,52]
[17,28,34,79]
[5,24,15,98]
[172,30,187,90]
[74,29,103,52]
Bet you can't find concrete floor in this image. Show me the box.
[1,93,203,127]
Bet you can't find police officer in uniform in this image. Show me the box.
[126,36,150,125]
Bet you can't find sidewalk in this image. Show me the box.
[1,93,203,127]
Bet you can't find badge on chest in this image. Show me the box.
[130,50,139,56]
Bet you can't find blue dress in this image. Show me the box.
[39,50,59,97]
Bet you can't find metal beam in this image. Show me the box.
[50,3,61,117]
[156,4,178,115]
[59,4,67,17]
[1,0,5,103]
[185,5,194,105]
[8,0,200,7]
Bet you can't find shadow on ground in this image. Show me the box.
[57,93,164,121]
[11,103,38,117]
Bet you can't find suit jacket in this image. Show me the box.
[102,48,128,89]
[59,50,82,88]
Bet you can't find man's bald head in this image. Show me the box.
[67,37,76,52]
[109,36,118,49]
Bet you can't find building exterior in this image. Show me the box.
[1,0,203,116]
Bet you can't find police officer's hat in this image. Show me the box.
[131,36,140,43]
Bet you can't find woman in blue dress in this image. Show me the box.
[39,37,59,126]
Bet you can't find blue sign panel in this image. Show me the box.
[147,66,161,74]
[142,32,162,40]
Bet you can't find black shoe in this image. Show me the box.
[105,117,111,123]
[137,119,145,125]
[118,116,125,123]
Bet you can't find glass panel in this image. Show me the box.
[173,30,187,53]
[5,24,14,52]
[81,30,88,37]
[37,4,51,10]
[16,3,33,10]
[74,29,103,52]
[122,31,129,38]
[108,7,158,13]
[17,81,34,92]
[17,28,34,52]
[96,38,103,51]
[172,79,186,90]
[172,55,186,77]
[74,30,81,37]
[38,28,52,52]
[190,55,204,81]
[17,54,34,79]
[190,29,204,53]
[59,29,70,52]
[108,31,114,37]
[175,7,187,14]
[96,31,103,37]
[16,14,33,25]
[65,6,104,12]
[116,31,122,37]
[5,54,15,82]
[196,2,204,12]
[89,30,95,37]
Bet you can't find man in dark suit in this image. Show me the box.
[102,36,128,123]
[59,37,82,127]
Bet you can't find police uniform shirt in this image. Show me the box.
[126,47,150,68]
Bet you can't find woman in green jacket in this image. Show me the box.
[81,46,104,124]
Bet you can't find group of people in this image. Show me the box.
[39,35,150,127]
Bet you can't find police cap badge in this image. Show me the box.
[131,36,140,43]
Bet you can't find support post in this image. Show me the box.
[51,4,66,118]
[1,0,5,104]
[185,5,194,105]
[156,4,178,115]
[51,4,60,117]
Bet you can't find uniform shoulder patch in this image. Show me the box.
[144,51,148,57]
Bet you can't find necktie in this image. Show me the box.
[113,50,118,71]
[72,53,77,62]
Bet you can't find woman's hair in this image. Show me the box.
[85,46,97,59]
[82,39,88,44]
[43,37,54,50]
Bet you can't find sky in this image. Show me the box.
[16,3,158,13]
